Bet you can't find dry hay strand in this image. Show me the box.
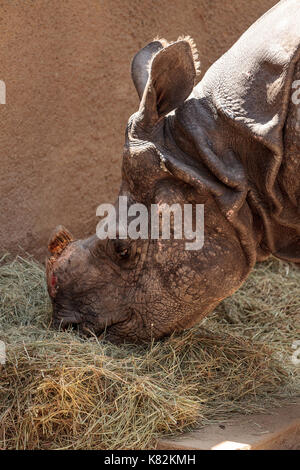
[0,254,299,450]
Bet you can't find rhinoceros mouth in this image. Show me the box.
[51,307,105,337]
[52,312,82,330]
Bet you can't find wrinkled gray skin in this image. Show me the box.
[47,0,300,344]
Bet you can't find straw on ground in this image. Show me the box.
[0,254,299,449]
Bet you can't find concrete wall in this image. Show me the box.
[0,0,278,260]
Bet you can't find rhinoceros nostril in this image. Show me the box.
[48,225,74,256]
[51,273,58,288]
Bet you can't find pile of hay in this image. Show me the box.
[0,254,299,450]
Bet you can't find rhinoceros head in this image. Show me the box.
[46,37,255,343]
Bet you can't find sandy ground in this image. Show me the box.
[158,401,300,450]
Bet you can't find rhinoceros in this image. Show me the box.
[47,0,300,343]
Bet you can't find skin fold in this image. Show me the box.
[47,0,300,344]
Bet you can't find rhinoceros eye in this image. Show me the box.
[119,248,129,258]
[103,238,132,263]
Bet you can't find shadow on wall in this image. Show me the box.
[0,0,278,260]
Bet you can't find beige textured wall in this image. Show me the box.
[0,0,278,260]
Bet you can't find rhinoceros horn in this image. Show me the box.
[48,225,73,256]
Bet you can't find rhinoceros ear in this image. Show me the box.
[132,37,200,128]
[131,40,166,100]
